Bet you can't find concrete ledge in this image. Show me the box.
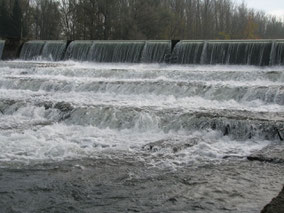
[2,39,24,60]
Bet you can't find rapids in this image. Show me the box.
[0,61,283,165]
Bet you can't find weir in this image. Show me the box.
[64,41,93,61]
[270,40,284,65]
[88,41,145,63]
[19,40,68,61]
[141,40,171,63]
[14,39,284,66]
[19,40,46,60]
[204,40,272,66]
[0,40,5,60]
[41,40,67,61]
[171,41,204,64]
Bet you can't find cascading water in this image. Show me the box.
[41,40,67,61]
[64,40,92,61]
[141,40,171,63]
[18,39,284,65]
[202,41,272,65]
[0,62,282,144]
[271,41,284,65]
[0,40,284,213]
[88,41,146,63]
[0,40,5,60]
[171,41,204,64]
[19,40,46,60]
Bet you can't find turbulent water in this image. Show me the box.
[41,41,67,61]
[0,60,283,212]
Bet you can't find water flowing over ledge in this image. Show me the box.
[10,39,284,65]
[19,40,67,61]
[0,40,5,60]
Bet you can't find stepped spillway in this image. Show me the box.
[0,62,283,161]
[0,58,283,212]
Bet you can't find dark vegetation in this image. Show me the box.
[0,0,284,40]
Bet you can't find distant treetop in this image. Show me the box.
[0,0,283,40]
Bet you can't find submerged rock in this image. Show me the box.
[247,144,284,164]
[142,138,199,153]
[54,101,74,112]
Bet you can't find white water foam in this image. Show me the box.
[0,121,270,168]
[0,61,282,167]
[0,89,282,113]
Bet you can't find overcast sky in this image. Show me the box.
[235,0,284,18]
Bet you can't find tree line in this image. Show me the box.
[1,0,284,40]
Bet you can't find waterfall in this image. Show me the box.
[171,41,204,64]
[19,41,46,60]
[64,41,92,61]
[41,41,67,61]
[88,41,146,63]
[202,41,272,66]
[15,39,284,66]
[0,40,5,60]
[141,41,171,63]
[271,41,284,65]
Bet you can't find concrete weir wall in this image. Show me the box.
[1,39,284,66]
[1,39,24,60]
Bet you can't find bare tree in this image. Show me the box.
[1,0,284,40]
